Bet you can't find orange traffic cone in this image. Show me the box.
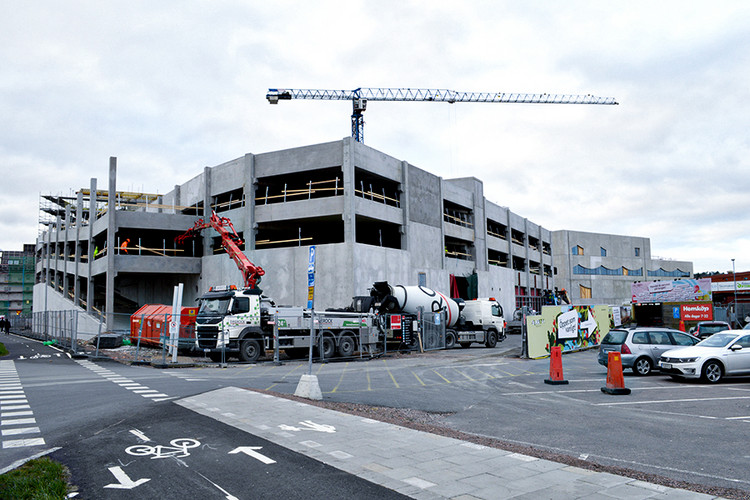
[601,351,631,395]
[544,345,568,385]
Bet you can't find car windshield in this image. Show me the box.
[698,332,739,347]
[198,297,230,316]
[700,325,728,334]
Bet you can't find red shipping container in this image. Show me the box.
[130,304,197,348]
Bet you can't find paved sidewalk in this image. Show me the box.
[177,387,724,500]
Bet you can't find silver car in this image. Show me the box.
[659,330,750,383]
[598,327,699,375]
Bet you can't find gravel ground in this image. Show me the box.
[92,343,746,499]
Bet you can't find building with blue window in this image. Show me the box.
[551,230,692,305]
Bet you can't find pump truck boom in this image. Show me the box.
[175,211,265,289]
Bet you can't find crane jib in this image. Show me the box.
[266,87,618,143]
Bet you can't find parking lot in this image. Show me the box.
[203,335,750,495]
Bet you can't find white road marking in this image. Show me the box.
[75,360,171,401]
[0,361,45,449]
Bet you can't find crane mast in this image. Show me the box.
[176,212,265,290]
[267,87,618,143]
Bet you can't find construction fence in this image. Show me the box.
[21,308,449,364]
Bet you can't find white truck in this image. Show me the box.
[369,282,506,349]
[194,285,381,362]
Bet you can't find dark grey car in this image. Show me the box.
[598,327,700,375]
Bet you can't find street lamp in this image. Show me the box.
[732,258,738,328]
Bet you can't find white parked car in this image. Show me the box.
[659,330,750,383]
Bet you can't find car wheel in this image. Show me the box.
[633,357,652,376]
[702,360,723,383]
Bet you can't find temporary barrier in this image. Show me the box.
[601,351,631,395]
[544,345,568,385]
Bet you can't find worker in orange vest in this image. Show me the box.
[120,238,130,254]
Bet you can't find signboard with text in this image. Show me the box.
[681,303,713,321]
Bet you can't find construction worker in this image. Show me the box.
[93,246,99,259]
[120,238,130,254]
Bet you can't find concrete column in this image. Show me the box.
[523,218,530,295]
[439,180,446,270]
[73,191,83,308]
[202,166,212,257]
[399,161,409,251]
[105,157,117,331]
[506,211,513,266]
[62,204,71,297]
[45,222,52,312]
[173,185,180,214]
[244,153,256,250]
[86,178,96,314]
[342,138,356,243]
[54,215,61,291]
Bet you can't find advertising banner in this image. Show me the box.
[526,305,610,359]
[631,278,711,303]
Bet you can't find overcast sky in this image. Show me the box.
[1,1,748,273]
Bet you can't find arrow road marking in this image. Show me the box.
[278,420,336,433]
[229,446,276,464]
[104,466,150,489]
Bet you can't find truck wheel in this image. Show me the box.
[239,338,262,363]
[445,331,456,349]
[337,335,356,357]
[316,336,335,359]
[485,330,498,348]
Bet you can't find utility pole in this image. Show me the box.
[732,258,738,328]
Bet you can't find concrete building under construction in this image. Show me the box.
[34,138,559,330]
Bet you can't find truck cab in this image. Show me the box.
[195,285,273,362]
[448,298,506,348]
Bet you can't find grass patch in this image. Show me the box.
[0,457,71,499]
[0,343,8,356]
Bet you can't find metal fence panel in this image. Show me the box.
[421,312,445,350]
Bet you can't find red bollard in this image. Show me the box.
[544,345,568,385]
[601,351,631,395]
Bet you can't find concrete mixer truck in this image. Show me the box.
[369,281,506,349]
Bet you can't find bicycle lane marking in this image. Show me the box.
[0,360,45,449]
[74,359,174,402]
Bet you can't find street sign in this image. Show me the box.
[307,246,316,273]
[307,246,316,309]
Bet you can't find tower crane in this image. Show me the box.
[266,87,618,143]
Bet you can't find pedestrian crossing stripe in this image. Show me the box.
[0,360,45,449]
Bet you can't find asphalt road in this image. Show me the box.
[2,332,750,497]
